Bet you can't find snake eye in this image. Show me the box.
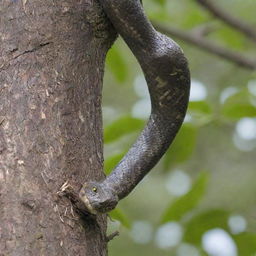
[92,187,97,193]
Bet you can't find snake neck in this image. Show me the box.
[101,0,190,201]
[80,0,190,212]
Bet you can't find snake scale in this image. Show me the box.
[79,0,190,214]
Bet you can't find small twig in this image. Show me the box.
[106,231,120,242]
[153,22,256,70]
[196,0,256,43]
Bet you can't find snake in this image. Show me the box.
[79,0,190,214]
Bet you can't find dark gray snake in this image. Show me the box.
[79,0,190,214]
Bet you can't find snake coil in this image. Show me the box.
[79,0,190,214]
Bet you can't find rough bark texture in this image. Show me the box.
[0,0,116,255]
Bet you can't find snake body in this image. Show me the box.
[79,0,190,214]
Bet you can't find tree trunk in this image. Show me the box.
[0,0,116,255]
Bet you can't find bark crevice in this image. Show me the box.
[12,42,53,60]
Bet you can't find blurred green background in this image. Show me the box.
[102,0,256,255]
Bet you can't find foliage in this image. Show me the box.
[104,116,144,144]
[161,172,209,223]
[163,123,198,169]
[221,90,256,120]
[109,208,131,229]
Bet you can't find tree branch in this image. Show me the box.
[106,231,119,242]
[196,0,256,43]
[153,22,256,70]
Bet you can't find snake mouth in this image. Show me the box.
[79,193,98,215]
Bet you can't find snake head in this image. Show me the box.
[79,181,118,214]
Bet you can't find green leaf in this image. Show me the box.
[188,101,212,115]
[104,152,126,175]
[188,101,213,125]
[152,0,166,7]
[104,116,144,144]
[161,172,209,224]
[233,233,256,255]
[106,45,127,83]
[214,26,246,50]
[221,91,256,120]
[182,8,210,29]
[163,123,197,169]
[109,208,131,229]
[183,209,230,245]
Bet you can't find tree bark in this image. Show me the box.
[0,0,116,255]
